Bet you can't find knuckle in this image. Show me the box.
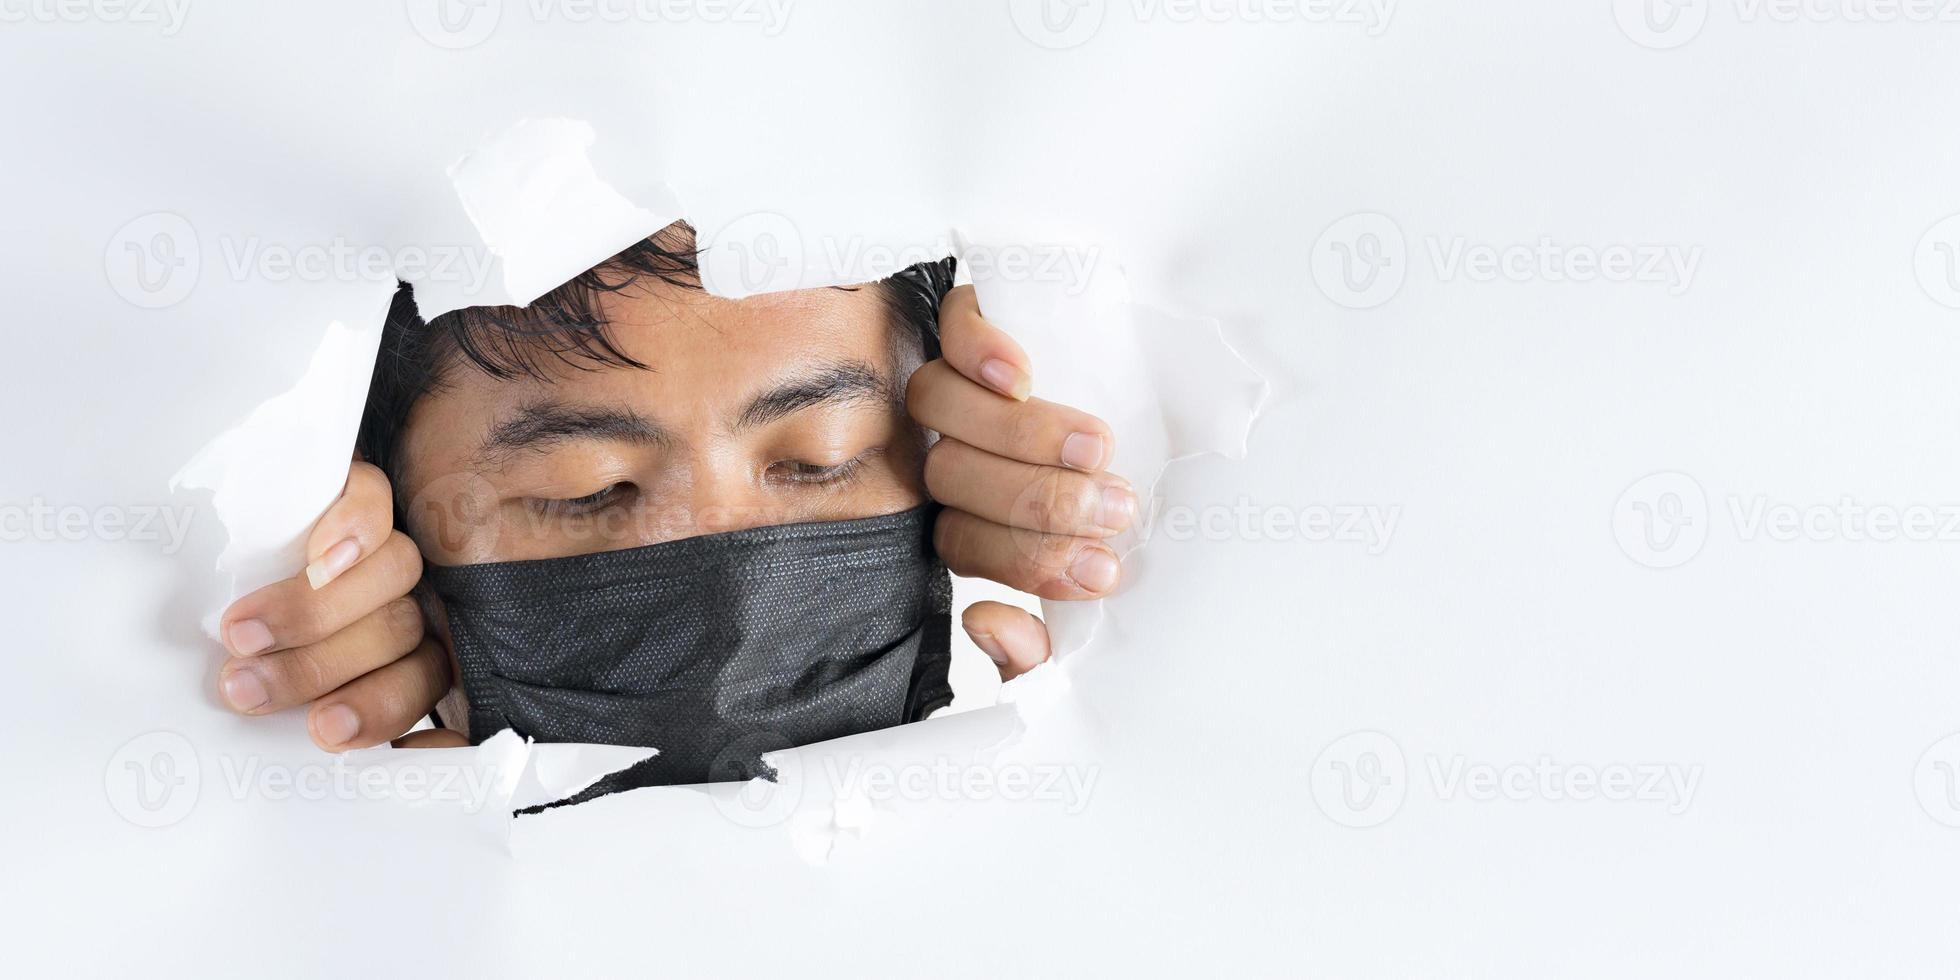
[921,438,962,497]
[1011,531,1074,586]
[270,646,333,705]
[1035,532,1079,571]
[284,591,337,647]
[1006,408,1050,460]
[383,597,425,647]
[1022,470,1095,531]
[933,512,976,575]
[377,531,424,586]
[384,646,445,721]
[413,641,447,689]
[365,669,424,732]
[370,687,411,732]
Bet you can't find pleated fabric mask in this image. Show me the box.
[422,504,953,795]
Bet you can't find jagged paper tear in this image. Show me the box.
[173,117,1267,843]
[959,229,1270,659]
[421,118,680,318]
[169,313,390,637]
[338,730,657,842]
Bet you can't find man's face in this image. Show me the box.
[396,278,929,565]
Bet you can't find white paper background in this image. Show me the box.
[5,1,1960,976]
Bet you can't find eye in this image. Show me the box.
[770,453,872,486]
[533,482,633,516]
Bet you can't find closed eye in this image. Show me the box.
[531,482,634,517]
[769,450,878,487]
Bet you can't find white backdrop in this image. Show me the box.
[5,1,1960,976]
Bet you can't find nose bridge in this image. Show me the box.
[684,445,773,535]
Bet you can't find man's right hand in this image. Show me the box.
[215,461,451,751]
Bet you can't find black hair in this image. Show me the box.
[355,220,957,490]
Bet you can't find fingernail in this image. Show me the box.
[1061,432,1107,471]
[978,358,1032,401]
[225,618,274,657]
[220,665,269,712]
[305,537,360,590]
[1066,547,1121,595]
[314,704,360,748]
[970,630,1010,666]
[1098,485,1137,533]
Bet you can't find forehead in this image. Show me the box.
[592,279,896,370]
[438,279,900,410]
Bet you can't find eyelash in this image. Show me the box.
[531,452,875,514]
[533,483,631,517]
[770,452,872,487]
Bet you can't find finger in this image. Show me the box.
[962,601,1052,680]
[925,437,1136,538]
[393,729,469,749]
[307,637,450,751]
[215,597,424,715]
[936,284,1033,400]
[302,460,395,590]
[219,530,423,657]
[907,360,1115,472]
[934,508,1122,600]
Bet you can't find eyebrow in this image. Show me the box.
[470,361,897,463]
[734,360,899,430]
[475,402,670,463]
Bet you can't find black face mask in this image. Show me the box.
[422,504,953,799]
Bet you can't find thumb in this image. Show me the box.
[961,600,1052,680]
